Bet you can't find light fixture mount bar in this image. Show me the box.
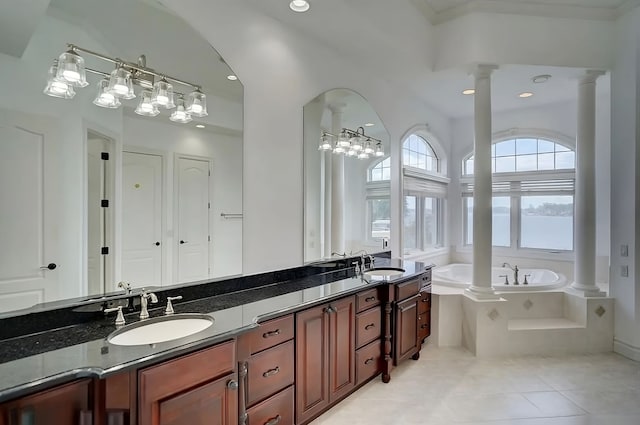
[68,43,201,90]
[322,126,383,144]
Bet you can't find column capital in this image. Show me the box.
[327,102,347,114]
[471,64,499,80]
[579,70,606,85]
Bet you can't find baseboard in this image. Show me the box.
[614,338,640,361]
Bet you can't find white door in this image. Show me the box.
[121,151,163,288]
[176,156,211,283]
[0,110,60,312]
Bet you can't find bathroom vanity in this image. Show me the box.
[0,258,431,425]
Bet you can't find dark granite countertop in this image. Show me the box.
[0,257,429,403]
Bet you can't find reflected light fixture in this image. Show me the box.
[290,0,310,12]
[518,92,534,98]
[227,75,238,81]
[196,124,206,129]
[43,43,209,124]
[364,122,375,127]
[462,89,475,95]
[319,127,385,160]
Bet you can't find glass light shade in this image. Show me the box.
[347,149,357,157]
[170,98,192,123]
[333,146,345,154]
[43,61,75,99]
[134,90,160,116]
[56,49,88,87]
[93,79,121,108]
[337,131,350,148]
[350,136,363,151]
[152,78,175,109]
[319,134,332,150]
[186,89,208,117]
[358,152,370,160]
[375,144,385,157]
[290,0,310,12]
[364,139,375,154]
[107,67,136,100]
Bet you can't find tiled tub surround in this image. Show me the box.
[0,254,428,402]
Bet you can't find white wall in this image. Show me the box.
[448,98,611,283]
[164,0,453,274]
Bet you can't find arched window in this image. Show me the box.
[462,135,575,252]
[403,134,439,172]
[368,157,391,182]
[401,133,448,254]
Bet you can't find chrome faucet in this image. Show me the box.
[502,263,520,285]
[331,252,347,258]
[140,289,158,319]
[165,295,183,315]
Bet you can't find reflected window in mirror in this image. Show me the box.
[366,157,391,242]
[402,133,447,255]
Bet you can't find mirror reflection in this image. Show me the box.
[303,89,390,263]
[0,0,243,314]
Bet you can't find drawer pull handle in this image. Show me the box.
[263,366,280,377]
[365,323,375,330]
[364,357,375,365]
[422,298,430,302]
[365,296,376,302]
[263,329,280,338]
[421,324,429,329]
[264,415,281,425]
[227,380,238,390]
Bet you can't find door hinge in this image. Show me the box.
[208,169,211,176]
[208,235,211,242]
[208,202,211,209]
[101,199,109,208]
[101,247,109,255]
[101,152,110,160]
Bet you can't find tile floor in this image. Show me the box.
[309,342,640,425]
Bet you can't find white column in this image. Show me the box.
[467,64,499,299]
[323,144,332,259]
[329,103,346,255]
[571,70,606,296]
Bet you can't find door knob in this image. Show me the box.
[155,242,160,246]
[40,263,57,270]
[180,240,187,244]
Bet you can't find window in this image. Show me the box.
[369,157,390,182]
[462,136,575,252]
[367,157,391,240]
[402,133,447,253]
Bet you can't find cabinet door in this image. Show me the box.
[157,373,238,425]
[295,304,329,425]
[394,295,420,364]
[328,296,356,403]
[1,380,91,425]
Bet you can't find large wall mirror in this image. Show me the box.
[303,89,390,263]
[0,0,243,315]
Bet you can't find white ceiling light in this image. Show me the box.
[462,89,475,95]
[196,124,205,129]
[43,43,208,124]
[319,127,384,160]
[518,92,534,98]
[227,75,238,81]
[532,74,551,84]
[364,122,375,127]
[290,0,310,12]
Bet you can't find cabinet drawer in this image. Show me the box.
[421,269,432,285]
[246,315,294,354]
[418,291,431,314]
[356,307,381,348]
[355,340,382,385]
[247,386,294,425]
[247,340,295,406]
[418,312,430,340]
[356,288,380,313]
[395,279,420,301]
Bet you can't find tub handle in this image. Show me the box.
[523,274,531,285]
[499,274,509,285]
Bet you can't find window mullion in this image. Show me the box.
[511,195,520,249]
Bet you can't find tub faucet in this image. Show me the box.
[140,289,158,320]
[502,263,520,285]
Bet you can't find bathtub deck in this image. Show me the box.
[508,317,584,331]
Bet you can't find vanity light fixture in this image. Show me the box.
[462,89,475,95]
[518,92,534,98]
[289,0,310,12]
[319,127,385,160]
[43,43,209,124]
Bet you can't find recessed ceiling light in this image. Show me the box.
[227,75,238,81]
[364,123,375,127]
[196,124,205,128]
[518,92,534,98]
[289,0,310,12]
[462,89,475,95]
[532,74,551,84]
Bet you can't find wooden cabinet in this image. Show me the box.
[295,296,355,425]
[418,291,431,342]
[138,340,237,425]
[0,379,92,425]
[355,287,383,386]
[395,294,420,363]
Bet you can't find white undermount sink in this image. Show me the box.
[364,267,406,280]
[107,314,215,346]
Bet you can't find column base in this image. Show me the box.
[567,282,606,297]
[465,285,500,300]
